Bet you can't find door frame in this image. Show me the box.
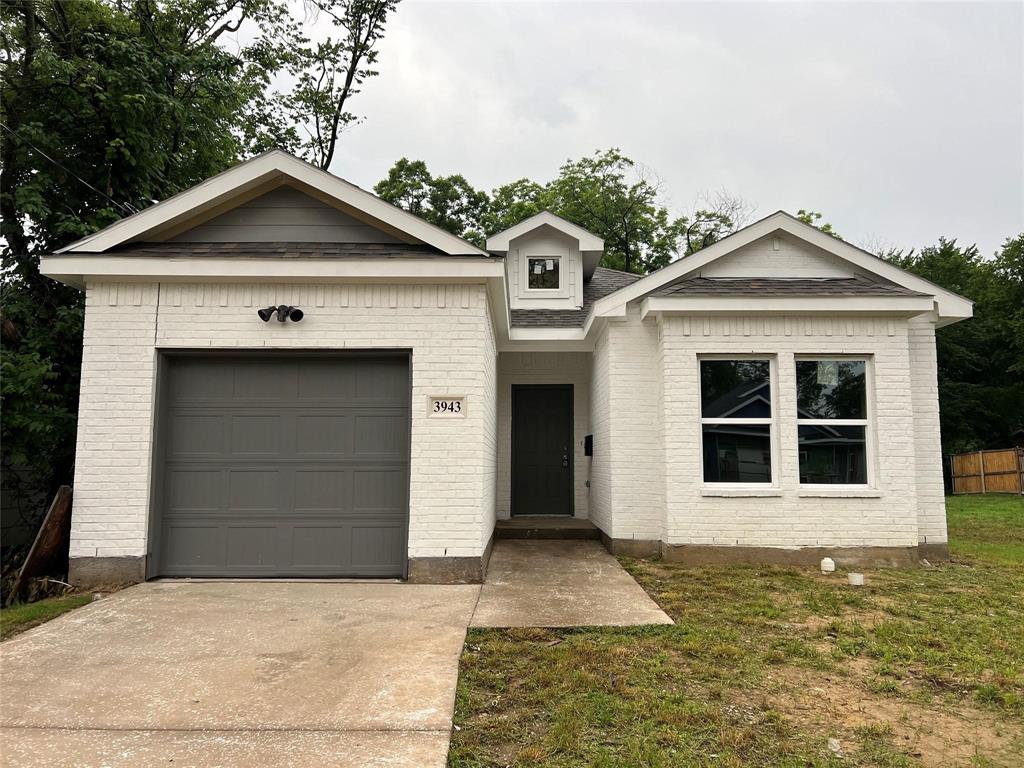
[510,383,574,517]
[145,348,413,580]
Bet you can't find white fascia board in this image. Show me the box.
[498,338,594,352]
[58,150,488,256]
[592,211,974,323]
[487,276,511,346]
[486,211,604,252]
[40,255,503,287]
[639,294,936,320]
[507,326,588,343]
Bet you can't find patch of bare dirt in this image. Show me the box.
[764,665,1021,767]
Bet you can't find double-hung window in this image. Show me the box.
[795,359,869,485]
[700,359,774,484]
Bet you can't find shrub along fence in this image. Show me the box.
[950,448,1024,495]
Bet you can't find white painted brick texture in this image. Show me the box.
[603,310,666,541]
[908,316,947,544]
[659,314,921,548]
[588,327,613,535]
[70,281,497,561]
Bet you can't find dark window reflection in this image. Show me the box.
[702,424,772,483]
[798,425,866,484]
[701,360,771,418]
[795,360,866,419]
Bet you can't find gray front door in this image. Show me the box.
[511,385,573,516]
[153,354,410,577]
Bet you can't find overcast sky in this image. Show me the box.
[321,1,1022,256]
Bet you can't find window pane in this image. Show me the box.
[700,360,771,418]
[796,360,866,419]
[528,257,559,289]
[702,424,772,483]
[798,425,867,484]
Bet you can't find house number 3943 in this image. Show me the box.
[430,397,465,416]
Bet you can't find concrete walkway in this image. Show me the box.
[0,581,479,768]
[471,540,674,627]
[0,540,669,767]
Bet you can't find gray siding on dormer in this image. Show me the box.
[171,186,403,244]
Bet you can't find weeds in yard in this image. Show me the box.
[449,496,1024,767]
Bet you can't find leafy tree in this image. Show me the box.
[885,237,1024,453]
[377,149,747,272]
[0,0,400,548]
[270,0,398,168]
[796,209,841,238]
[374,158,489,244]
[479,178,546,236]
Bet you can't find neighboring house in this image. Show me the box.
[40,150,973,585]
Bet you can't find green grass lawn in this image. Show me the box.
[0,594,93,641]
[449,495,1024,767]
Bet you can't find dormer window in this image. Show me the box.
[527,257,560,290]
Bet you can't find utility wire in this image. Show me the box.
[0,122,139,216]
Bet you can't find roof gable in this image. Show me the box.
[57,150,488,256]
[590,211,973,325]
[168,186,404,244]
[486,211,604,252]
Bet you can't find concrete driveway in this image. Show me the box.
[0,581,479,768]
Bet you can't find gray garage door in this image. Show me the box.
[153,354,410,578]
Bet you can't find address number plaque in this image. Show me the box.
[429,396,466,417]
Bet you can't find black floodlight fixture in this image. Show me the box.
[257,305,304,323]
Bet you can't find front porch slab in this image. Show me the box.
[470,540,673,627]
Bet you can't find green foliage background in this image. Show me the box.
[1,0,1021,559]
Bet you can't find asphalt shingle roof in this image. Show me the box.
[509,267,642,328]
[104,242,463,258]
[652,276,926,297]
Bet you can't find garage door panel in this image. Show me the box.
[295,414,353,456]
[353,414,406,459]
[232,360,296,400]
[293,469,349,511]
[155,355,409,577]
[351,524,405,567]
[225,525,280,567]
[355,358,410,402]
[163,525,224,568]
[166,360,234,401]
[291,526,348,567]
[167,469,224,511]
[296,359,355,400]
[167,414,225,456]
[227,469,282,512]
[353,469,406,510]
[230,415,284,455]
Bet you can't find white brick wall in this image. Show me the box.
[908,315,948,545]
[603,310,666,541]
[659,313,920,548]
[480,304,498,548]
[496,352,591,519]
[70,281,497,563]
[71,280,947,563]
[588,327,613,535]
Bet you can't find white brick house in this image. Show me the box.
[41,151,972,584]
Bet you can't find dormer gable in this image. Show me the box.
[487,212,604,310]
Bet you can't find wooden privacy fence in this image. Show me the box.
[951,449,1024,495]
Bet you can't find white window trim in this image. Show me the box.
[794,356,874,489]
[524,255,562,292]
[698,355,779,489]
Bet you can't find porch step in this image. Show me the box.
[496,517,602,541]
